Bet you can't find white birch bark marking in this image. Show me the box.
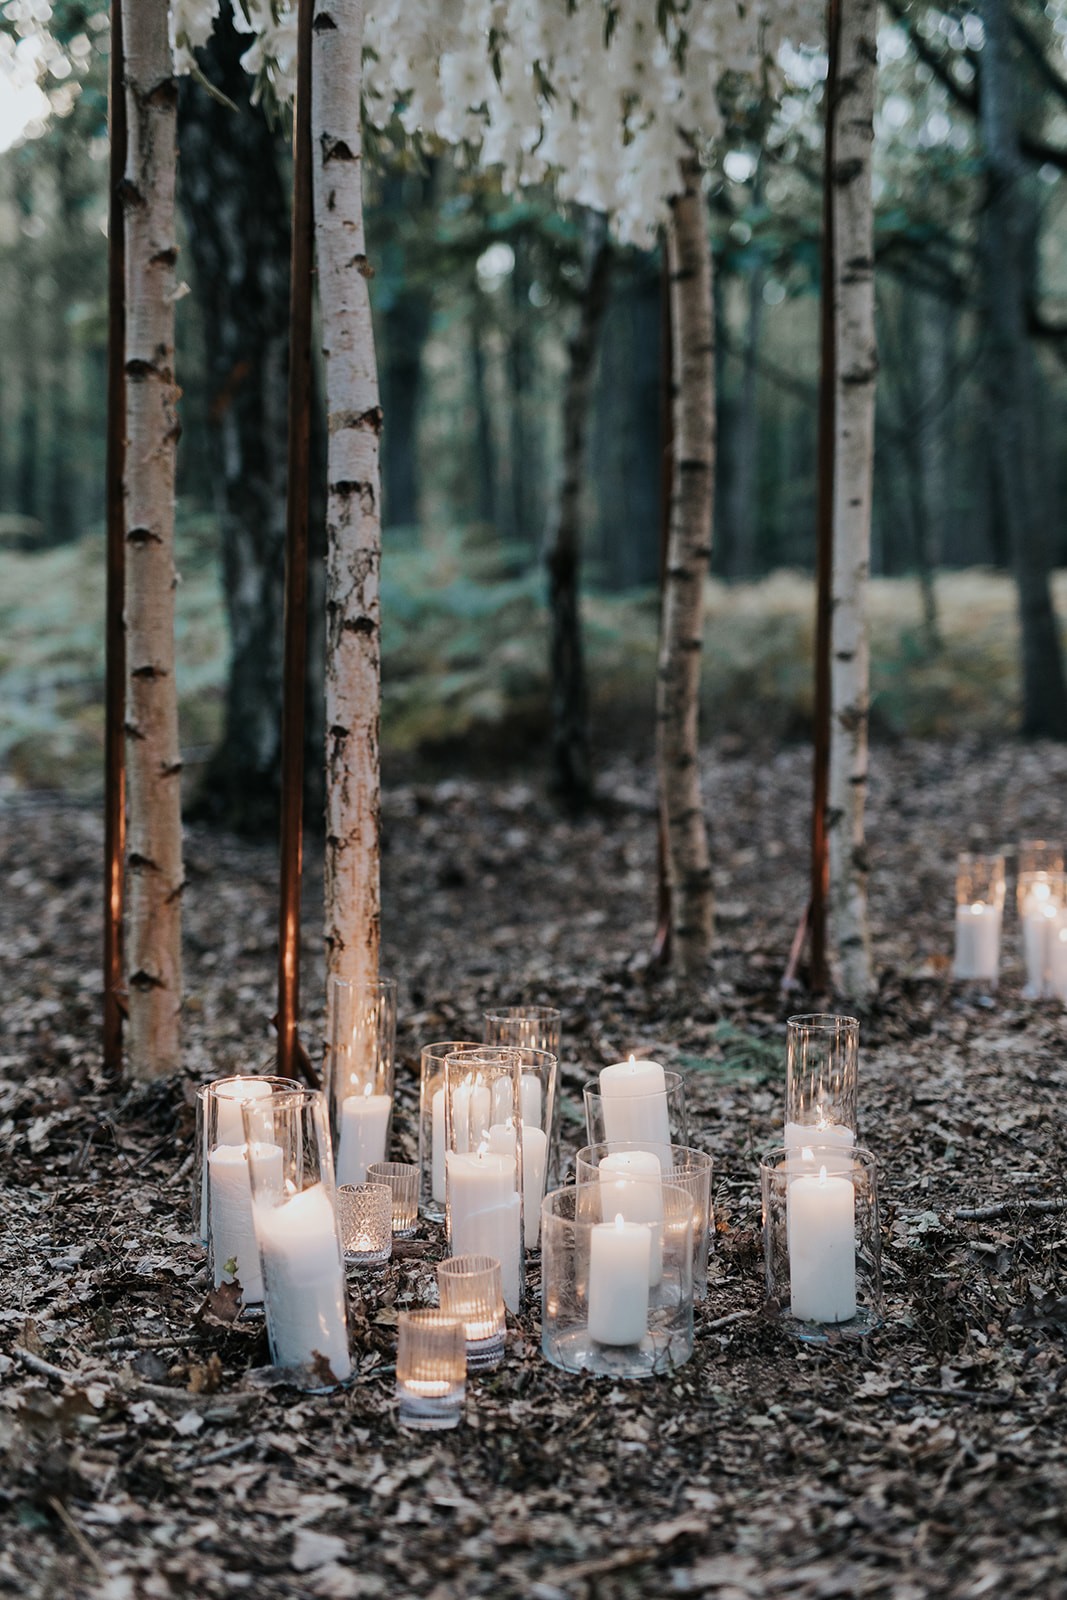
[658,156,714,978]
[122,0,183,1076]
[312,0,381,995]
[827,0,878,998]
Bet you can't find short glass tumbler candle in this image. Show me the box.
[444,1046,525,1313]
[396,1310,467,1431]
[1018,869,1066,998]
[418,1040,484,1223]
[953,853,1005,985]
[437,1253,506,1371]
[575,1142,714,1301]
[367,1161,419,1238]
[760,1143,882,1344]
[326,974,398,1185]
[200,1074,303,1304]
[242,1088,352,1392]
[541,1180,695,1378]
[583,1066,688,1163]
[484,1006,562,1186]
[337,1182,393,1266]
[785,1014,859,1150]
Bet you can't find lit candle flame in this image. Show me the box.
[627,1053,636,1066]
[614,1212,626,1230]
[477,1139,489,1160]
[801,1145,814,1162]
[818,1165,828,1186]
[363,1081,374,1099]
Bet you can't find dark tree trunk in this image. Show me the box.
[379,168,435,530]
[506,235,537,547]
[47,140,77,545]
[726,254,765,581]
[544,211,612,807]
[178,11,293,833]
[979,0,1067,737]
[469,304,497,528]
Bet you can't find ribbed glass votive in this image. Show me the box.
[437,1253,506,1371]
[367,1161,419,1238]
[396,1310,467,1430]
[337,1182,393,1266]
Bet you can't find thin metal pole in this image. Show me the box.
[103,0,127,1071]
[277,0,316,1086]
[809,0,842,993]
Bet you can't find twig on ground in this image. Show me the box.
[954,1198,1067,1220]
[701,1310,751,1332]
[48,1498,107,1582]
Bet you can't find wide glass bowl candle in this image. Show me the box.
[541,1180,695,1378]
[243,1088,351,1392]
[437,1254,506,1371]
[785,1014,858,1150]
[575,1142,714,1301]
[444,1046,525,1313]
[396,1310,467,1431]
[953,853,1005,986]
[582,1066,688,1163]
[417,1040,485,1223]
[483,1006,562,1186]
[326,975,397,1186]
[760,1142,882,1344]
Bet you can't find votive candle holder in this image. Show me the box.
[760,1142,882,1344]
[337,1182,393,1266]
[418,1040,484,1223]
[575,1142,714,1301]
[326,974,397,1186]
[367,1161,419,1238]
[396,1310,467,1431]
[436,1253,506,1371]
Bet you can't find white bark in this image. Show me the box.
[122,0,183,1075]
[827,0,878,998]
[658,156,714,978]
[312,0,382,995]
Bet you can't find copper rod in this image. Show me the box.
[103,0,127,1071]
[276,0,316,1086]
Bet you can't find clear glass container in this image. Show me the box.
[575,1142,713,1301]
[337,1182,393,1267]
[366,1160,419,1238]
[417,1040,484,1223]
[325,975,397,1185]
[396,1310,466,1430]
[953,853,1005,985]
[582,1066,688,1161]
[760,1142,882,1344]
[541,1180,695,1378]
[1018,869,1066,998]
[483,1006,562,1186]
[1018,839,1064,880]
[242,1088,351,1392]
[785,1014,859,1150]
[443,1046,525,1313]
[437,1254,506,1371]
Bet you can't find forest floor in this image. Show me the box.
[1,734,1066,1600]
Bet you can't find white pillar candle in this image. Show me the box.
[451,1074,492,1154]
[1022,902,1058,996]
[254,1183,351,1381]
[587,1214,652,1346]
[208,1141,284,1303]
[783,1121,855,1157]
[788,1165,856,1323]
[487,1120,548,1251]
[521,1072,543,1133]
[431,1086,446,1203]
[598,1057,671,1153]
[953,902,1000,982]
[447,1146,521,1311]
[1049,922,1067,1002]
[597,1150,664,1285]
[215,1077,272,1146]
[336,1085,392,1185]
[491,1075,512,1128]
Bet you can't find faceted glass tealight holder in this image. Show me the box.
[582,1068,688,1163]
[367,1161,419,1238]
[953,853,1005,986]
[1017,870,1067,999]
[760,1142,882,1345]
[396,1310,467,1431]
[242,1088,351,1392]
[418,1040,484,1223]
[437,1253,506,1371]
[575,1142,714,1302]
[541,1180,695,1378]
[483,1006,562,1187]
[444,1046,525,1313]
[326,974,397,1187]
[200,1074,303,1305]
[337,1182,393,1267]
[785,1014,859,1150]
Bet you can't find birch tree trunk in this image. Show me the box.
[121,0,183,1076]
[658,156,714,978]
[826,0,878,998]
[313,0,382,995]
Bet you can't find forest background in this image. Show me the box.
[3,1,1067,820]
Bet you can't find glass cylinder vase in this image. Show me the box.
[483,1006,562,1186]
[582,1066,688,1163]
[326,975,397,1185]
[575,1142,713,1301]
[417,1040,485,1223]
[760,1142,882,1344]
[785,1014,859,1150]
[443,1045,525,1313]
[1018,869,1066,999]
[953,853,1005,986]
[242,1088,351,1392]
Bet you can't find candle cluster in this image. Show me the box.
[953,838,1067,998]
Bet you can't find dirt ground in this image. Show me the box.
[1,735,1065,1600]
